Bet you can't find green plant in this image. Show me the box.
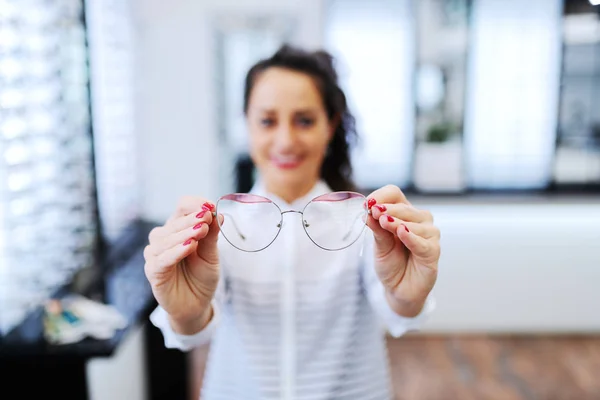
[426,122,455,143]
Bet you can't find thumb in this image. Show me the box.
[366,214,396,258]
[205,213,224,242]
[195,213,223,265]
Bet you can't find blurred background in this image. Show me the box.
[0,0,599,399]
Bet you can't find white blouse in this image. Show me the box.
[150,180,435,400]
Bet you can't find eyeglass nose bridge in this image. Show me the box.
[279,210,308,228]
[281,210,303,215]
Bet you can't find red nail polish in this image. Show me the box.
[196,210,206,218]
[386,215,394,222]
[402,224,409,232]
[375,204,387,212]
[193,223,203,230]
[367,198,377,208]
[203,202,215,211]
[183,239,192,246]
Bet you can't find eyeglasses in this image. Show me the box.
[214,191,370,252]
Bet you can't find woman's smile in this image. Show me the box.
[270,153,305,170]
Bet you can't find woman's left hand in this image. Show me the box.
[365,185,440,317]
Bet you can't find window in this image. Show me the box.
[324,0,416,190]
[463,0,563,189]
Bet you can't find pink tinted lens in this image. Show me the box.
[303,191,367,250]
[216,193,281,252]
[310,191,365,203]
[219,193,273,204]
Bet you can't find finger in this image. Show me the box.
[169,196,216,220]
[371,203,433,224]
[163,207,214,237]
[366,185,411,209]
[151,222,211,256]
[395,225,439,261]
[148,226,164,244]
[377,214,439,239]
[204,213,223,243]
[196,213,224,265]
[149,209,214,253]
[151,237,199,270]
[366,212,396,255]
[377,214,438,259]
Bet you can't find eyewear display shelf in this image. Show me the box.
[0,220,190,400]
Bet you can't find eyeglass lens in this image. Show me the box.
[216,192,367,252]
[302,192,367,250]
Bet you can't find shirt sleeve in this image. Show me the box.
[360,230,436,338]
[148,266,228,351]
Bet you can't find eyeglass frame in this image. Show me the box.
[211,191,372,253]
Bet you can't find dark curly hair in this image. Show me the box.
[243,44,359,192]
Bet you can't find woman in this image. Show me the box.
[144,45,440,400]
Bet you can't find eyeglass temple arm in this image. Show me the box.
[341,209,370,241]
[214,212,247,241]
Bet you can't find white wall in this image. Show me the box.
[415,199,600,333]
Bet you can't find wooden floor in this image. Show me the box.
[190,335,600,400]
[387,335,600,400]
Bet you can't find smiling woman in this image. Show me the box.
[243,45,358,202]
[245,67,337,201]
[145,43,440,400]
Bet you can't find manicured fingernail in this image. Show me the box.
[402,224,409,232]
[367,198,377,208]
[193,223,203,230]
[374,204,387,212]
[202,202,215,211]
[183,239,192,246]
[196,210,206,218]
[386,215,394,223]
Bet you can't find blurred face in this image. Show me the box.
[246,67,334,203]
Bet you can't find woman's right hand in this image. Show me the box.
[144,196,222,335]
